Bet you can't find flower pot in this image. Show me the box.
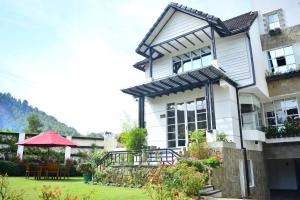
[82,173,92,183]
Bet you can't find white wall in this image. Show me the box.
[145,84,241,149]
[252,0,300,34]
[267,159,298,190]
[152,11,208,45]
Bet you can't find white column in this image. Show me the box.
[104,132,115,151]
[17,132,25,160]
[64,136,72,162]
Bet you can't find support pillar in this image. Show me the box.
[210,26,217,60]
[209,84,216,129]
[17,132,25,160]
[64,136,72,163]
[205,83,211,131]
[138,96,145,128]
[149,48,153,78]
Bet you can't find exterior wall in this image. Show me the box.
[145,84,241,149]
[152,11,208,45]
[212,146,270,199]
[147,33,255,88]
[264,142,300,159]
[216,34,252,86]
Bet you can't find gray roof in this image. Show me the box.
[133,3,257,71]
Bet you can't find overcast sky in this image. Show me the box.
[0,0,251,135]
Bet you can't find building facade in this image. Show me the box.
[122,1,300,199]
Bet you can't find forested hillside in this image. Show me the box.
[0,92,80,136]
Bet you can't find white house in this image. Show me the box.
[122,1,300,199]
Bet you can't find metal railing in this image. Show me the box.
[97,149,181,168]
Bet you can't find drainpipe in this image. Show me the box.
[236,31,256,196]
[236,88,250,197]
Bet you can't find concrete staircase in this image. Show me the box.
[199,185,222,198]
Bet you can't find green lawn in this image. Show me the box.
[8,177,150,200]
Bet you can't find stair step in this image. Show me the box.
[200,189,221,197]
[199,185,214,193]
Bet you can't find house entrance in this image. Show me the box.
[166,97,207,148]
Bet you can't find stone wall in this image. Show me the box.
[260,24,300,51]
[211,146,270,200]
[264,142,300,159]
[267,76,300,97]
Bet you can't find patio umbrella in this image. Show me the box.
[16,130,78,161]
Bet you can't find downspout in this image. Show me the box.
[236,31,256,196]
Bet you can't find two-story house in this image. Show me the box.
[122,1,300,199]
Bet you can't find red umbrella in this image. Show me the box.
[16,130,78,162]
[17,130,78,147]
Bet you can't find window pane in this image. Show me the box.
[266,111,275,118]
[267,118,276,126]
[268,15,274,23]
[168,125,175,132]
[286,55,295,65]
[183,59,193,72]
[188,123,195,132]
[197,113,207,121]
[197,121,207,129]
[285,98,297,109]
[168,140,176,148]
[178,124,185,139]
[276,111,286,124]
[167,103,175,110]
[167,118,175,125]
[177,103,185,123]
[275,48,284,57]
[276,56,286,66]
[187,101,195,122]
[193,57,202,69]
[201,54,212,67]
[284,46,293,55]
[196,98,206,112]
[168,133,175,140]
[178,140,185,147]
[287,108,298,116]
[287,64,297,71]
[167,110,175,117]
[273,22,280,28]
[269,51,276,58]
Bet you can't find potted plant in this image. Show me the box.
[76,162,94,183]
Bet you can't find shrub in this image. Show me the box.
[0,174,24,200]
[76,162,94,174]
[0,160,21,176]
[187,130,208,159]
[216,132,228,142]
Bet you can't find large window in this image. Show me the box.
[264,98,299,127]
[167,98,207,148]
[267,46,296,74]
[172,46,212,74]
[240,94,263,130]
[268,13,280,30]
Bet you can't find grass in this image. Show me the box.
[8,177,151,200]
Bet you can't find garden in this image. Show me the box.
[0,126,223,200]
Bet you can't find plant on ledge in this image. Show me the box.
[262,118,300,138]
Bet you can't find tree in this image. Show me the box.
[24,113,44,134]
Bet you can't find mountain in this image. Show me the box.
[0,92,80,136]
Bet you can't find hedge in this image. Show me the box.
[0,160,81,176]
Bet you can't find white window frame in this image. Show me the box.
[263,97,300,127]
[166,98,207,148]
[172,46,212,74]
[267,46,296,74]
[268,13,280,30]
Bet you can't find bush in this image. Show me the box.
[0,174,24,200]
[76,162,94,174]
[0,160,23,176]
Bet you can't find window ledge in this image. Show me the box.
[266,69,300,82]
